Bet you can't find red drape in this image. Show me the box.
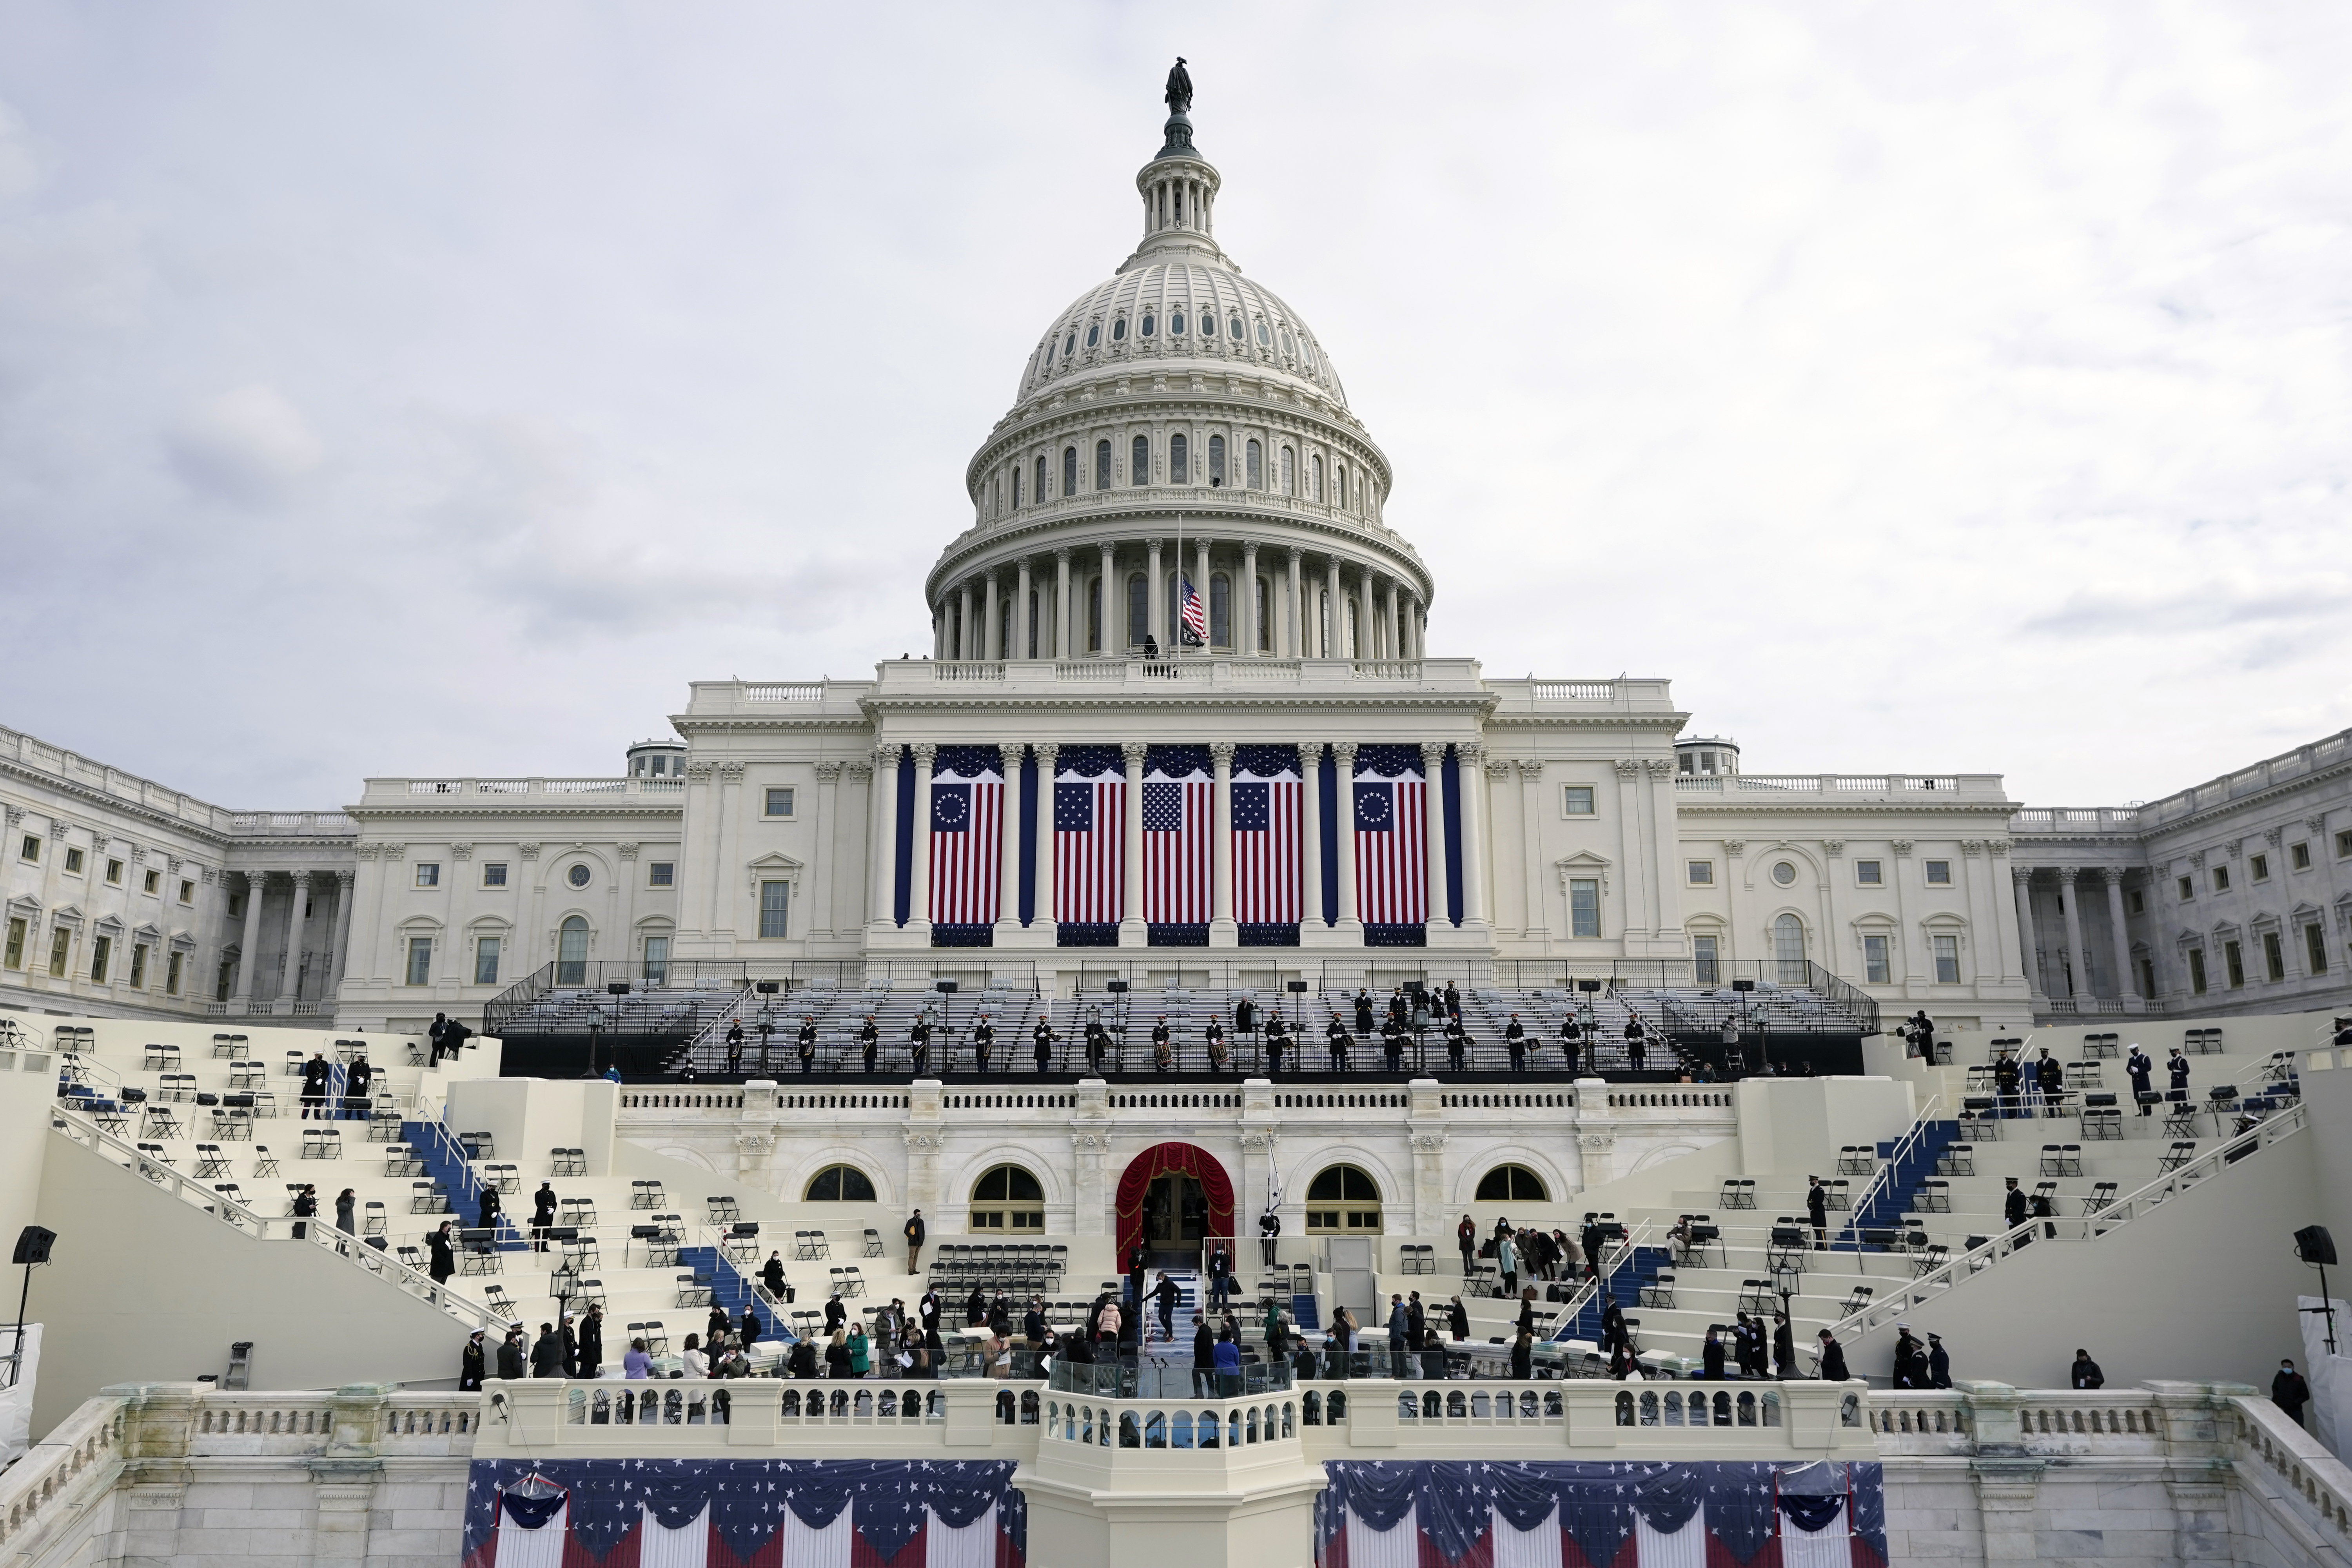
[1114,1142,1236,1260]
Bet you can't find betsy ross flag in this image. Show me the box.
[1179,577,1207,646]
[1054,746,1125,926]
[1232,743,1302,926]
[1143,744,1212,925]
[1352,745,1427,927]
[929,746,1003,928]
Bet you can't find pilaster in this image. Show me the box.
[1119,742,1148,946]
[1209,740,1238,946]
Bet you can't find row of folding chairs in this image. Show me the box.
[1396,1244,1440,1274]
[2038,1144,2084,1176]
[631,1180,668,1209]
[1835,1145,1875,1175]
[210,1031,252,1058]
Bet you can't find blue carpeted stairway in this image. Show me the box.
[401,1119,528,1249]
[1551,1245,1671,1341]
[1837,1120,1959,1247]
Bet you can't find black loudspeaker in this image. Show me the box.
[935,980,959,994]
[1577,980,1603,993]
[755,981,781,994]
[1107,980,1129,994]
[2295,1226,2337,1266]
[1286,980,1308,994]
[13,1226,56,1266]
[607,982,631,995]
[1731,979,1756,993]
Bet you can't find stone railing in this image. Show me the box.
[1673,773,2007,801]
[365,776,686,804]
[477,1376,1030,1457]
[0,1394,125,1563]
[871,657,1486,694]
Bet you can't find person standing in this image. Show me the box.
[1033,1017,1056,1073]
[1806,1175,1829,1250]
[530,1323,565,1377]
[798,1016,819,1074]
[578,1305,604,1378]
[497,1329,527,1381]
[299,1052,332,1120]
[1260,1205,1281,1268]
[428,1013,450,1062]
[1327,1015,1351,1074]
[1511,1326,1535,1381]
[1387,1294,1412,1377]
[1447,1297,1470,1341]
[477,1181,501,1235]
[2168,1048,2192,1099]
[2003,1178,2029,1245]
[1505,1015,1527,1072]
[1191,1311,1216,1397]
[1126,1239,1150,1316]
[1816,1329,1849,1381]
[909,1016,931,1076]
[532,1182,559,1254]
[291,1184,317,1241]
[2273,1359,2312,1428]
[344,1058,374,1118]
[2127,1044,2155,1113]
[1457,1214,1478,1280]
[1625,1015,1648,1073]
[1559,1014,1582,1076]
[559,1314,580,1377]
[1773,1312,1797,1378]
[859,1015,879,1074]
[1207,1240,1233,1310]
[1445,1018,1467,1073]
[1702,1327,1727,1380]
[334,1188,356,1253]
[1497,1230,1519,1297]
[973,1013,996,1073]
[459,1329,487,1389]
[904,1209,926,1275]
[1993,1052,2022,1118]
[2071,1348,2105,1389]
[1927,1332,1951,1388]
[724,1018,745,1075]
[1152,1271,1180,1343]
[428,1221,457,1286]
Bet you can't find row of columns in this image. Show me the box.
[935,540,1428,662]
[228,868,355,1011]
[2011,864,2136,1002]
[866,740,1491,943]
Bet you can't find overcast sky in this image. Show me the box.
[2,3,2347,810]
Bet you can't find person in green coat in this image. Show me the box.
[847,1325,871,1378]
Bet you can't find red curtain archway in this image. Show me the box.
[1114,1142,1235,1261]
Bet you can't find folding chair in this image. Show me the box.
[1935,1143,1975,1177]
[397,1245,428,1274]
[560,1196,599,1229]
[708,1195,741,1224]
[1913,1244,1949,1277]
[384,1144,421,1177]
[252,1145,280,1177]
[2159,1141,2196,1172]
[2032,1180,2058,1208]
[1839,1285,1874,1318]
[2083,1182,2118,1213]
[1736,1278,1773,1315]
[1638,1272,1676,1309]
[142,1105,184,1140]
[550,1147,587,1177]
[194,1144,232,1178]
[635,1321,670,1356]
[229,1061,267,1091]
[411,1181,446,1214]
[301,1127,341,1160]
[363,1200,388,1236]
[284,1051,306,1078]
[2056,1145,2082,1176]
[1836,1145,1874,1176]
[1916,1180,1951,1213]
[248,1091,278,1119]
[1718,1178,1753,1209]
[724,1222,762,1265]
[143,1042,178,1071]
[2038,1144,2066,1176]
[157,1073,197,1103]
[862,1228,884,1258]
[486,1163,522,1195]
[797,1229,830,1261]
[212,1033,240,1060]
[561,1234,601,1273]
[632,1180,665,1210]
[573,1278,609,1312]
[459,1131,495,1160]
[676,1272,713,1308]
[459,1229,502,1275]
[1825,1179,1851,1212]
[484,1284,515,1317]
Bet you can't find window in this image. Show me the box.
[1089,575,1102,651]
[1773,913,1806,982]
[63,848,83,875]
[2292,842,2312,871]
[2126,888,2144,916]
[482,862,508,887]
[406,936,433,986]
[1094,440,1111,490]
[1310,454,1323,500]
[1692,934,1719,984]
[1863,934,1891,985]
[1563,786,1595,816]
[557,916,589,984]
[1127,573,1148,646]
[415,863,440,888]
[129,943,148,988]
[1933,935,1961,984]
[1034,454,1045,502]
[1771,861,1797,887]
[178,879,194,904]
[1112,316,1126,341]
[759,880,790,940]
[1010,465,1022,508]
[1170,432,1188,485]
[2263,930,2286,982]
[1855,860,1883,886]
[1256,320,1270,345]
[2250,853,2270,882]
[165,949,183,996]
[1475,1165,1550,1202]
[1171,309,1185,335]
[2188,947,2208,994]
[764,787,796,818]
[143,869,160,895]
[104,859,122,885]
[229,893,245,918]
[47,927,71,978]
[87,934,111,983]
[1132,435,1149,486]
[1229,314,1243,339]
[1924,860,1951,885]
[1087,322,1100,348]
[17,835,36,863]
[1568,878,1601,939]
[1334,462,1348,509]
[648,862,675,888]
[1062,446,1076,495]
[1305,1165,1381,1232]
[1280,445,1295,495]
[1246,439,1263,489]
[1141,312,1156,337]
[969,1165,1045,1230]
[1210,573,1230,646]
[804,1164,878,1202]
[1687,861,1713,886]
[2306,923,2328,975]
[2212,866,2230,892]
[2138,956,2155,998]
[2224,939,2245,988]
[3,917,22,969]
[567,864,592,889]
[1208,433,1226,486]
[2178,876,2194,901]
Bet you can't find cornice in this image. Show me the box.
[0,758,236,848]
[856,690,1500,718]
[1674,799,2018,819]
[929,506,1429,604]
[345,802,686,823]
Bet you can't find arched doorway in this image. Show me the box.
[1115,1143,1234,1265]
[1773,913,1807,984]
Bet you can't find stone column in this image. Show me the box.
[1299,743,1325,928]
[2011,866,2043,997]
[1464,747,1496,929]
[1120,741,1148,945]
[1014,559,1032,659]
[956,583,974,660]
[1241,541,1260,654]
[1332,742,1362,938]
[1033,744,1059,929]
[1355,571,1376,660]
[1209,742,1237,946]
[811,762,842,938]
[276,870,312,1009]
[1421,743,1453,929]
[995,745,1025,939]
[2103,866,2136,1004]
[327,869,356,993]
[982,570,1002,662]
[2056,866,2088,997]
[1284,548,1303,657]
[933,604,947,661]
[1323,557,1343,657]
[230,870,268,1011]
[907,745,937,940]
[867,746,898,933]
[1098,541,1116,653]
[1406,595,1424,658]
[1053,548,1072,659]
[1379,579,1399,659]
[1145,541,1164,652]
[1194,537,1212,649]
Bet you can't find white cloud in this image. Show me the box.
[165,383,323,503]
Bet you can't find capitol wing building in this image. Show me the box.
[5,100,2352,1042]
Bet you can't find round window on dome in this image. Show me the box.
[1256,321,1270,346]
[1171,310,1185,335]
[1112,318,1127,341]
[1142,313,1156,337]
[1229,315,1243,339]
[1771,861,1797,887]
[1064,331,1076,356]
[1087,323,1100,348]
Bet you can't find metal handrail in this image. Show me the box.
[1829,1101,2308,1343]
[1546,1218,1653,1340]
[1835,1094,1941,1243]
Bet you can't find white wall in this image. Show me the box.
[447,1077,617,1178]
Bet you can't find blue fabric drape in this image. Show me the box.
[500,1490,568,1530]
[1631,1467,1702,1534]
[1704,1463,1778,1564]
[1779,1495,1844,1533]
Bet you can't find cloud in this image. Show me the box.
[0,96,43,201]
[165,383,324,503]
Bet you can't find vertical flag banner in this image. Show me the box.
[1144,744,1212,942]
[1351,744,1427,939]
[1054,744,1125,944]
[928,745,1004,939]
[1233,743,1302,942]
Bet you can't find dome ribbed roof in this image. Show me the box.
[1016,263,1348,407]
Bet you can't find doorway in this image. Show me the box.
[1142,1172,1207,1258]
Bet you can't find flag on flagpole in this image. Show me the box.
[1054,745,1125,930]
[1351,745,1427,929]
[1143,746,1212,927]
[1232,743,1302,928]
[928,746,1004,929]
[1179,576,1207,647]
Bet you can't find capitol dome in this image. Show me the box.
[924,87,1430,668]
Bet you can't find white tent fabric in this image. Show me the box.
[639,1503,710,1568]
[1490,1502,1564,1568]
[924,1501,997,1568]
[1347,1503,1418,1568]
[492,1500,567,1568]
[1633,1503,1706,1568]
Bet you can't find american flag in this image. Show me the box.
[1353,746,1427,927]
[928,747,1002,928]
[1143,745,1212,924]
[1179,576,1207,646]
[1233,744,1301,925]
[1054,747,1125,926]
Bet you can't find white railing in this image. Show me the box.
[1531,681,1617,701]
[1546,1218,1653,1341]
[740,682,825,702]
[935,661,1007,681]
[388,777,673,799]
[1830,1102,2308,1343]
[1351,659,1422,680]
[225,810,357,833]
[0,1393,126,1557]
[1834,1096,1939,1243]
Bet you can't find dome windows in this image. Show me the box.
[1169,433,1189,485]
[1230,314,1244,339]
[1141,312,1157,338]
[1087,323,1101,348]
[1280,446,1296,496]
[1280,329,1294,356]
[1245,439,1263,490]
[1171,310,1186,336]
[1095,440,1112,490]
[1062,446,1077,497]
[804,1164,877,1203]
[1131,435,1149,487]
[1112,317,1127,342]
[1034,455,1047,503]
[1064,331,1076,358]
[1207,434,1225,486]
[1256,321,1270,346]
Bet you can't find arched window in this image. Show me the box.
[1132,436,1149,487]
[1311,454,1324,501]
[999,599,1013,659]
[1774,913,1808,984]
[1280,446,1295,495]
[1112,316,1127,342]
[1088,576,1102,652]
[1208,434,1226,486]
[557,916,589,985]
[804,1164,878,1203]
[1011,466,1022,509]
[1087,322,1100,348]
[1026,590,1040,658]
[1257,577,1272,651]
[1210,574,1230,648]
[1475,1165,1550,1202]
[1063,447,1077,496]
[1334,463,1348,509]
[1305,1166,1381,1232]
[1063,330,1076,358]
[1170,433,1189,485]
[1095,440,1111,490]
[1034,455,1047,503]
[1127,574,1148,648]
[1246,439,1263,490]
[1256,320,1270,346]
[970,1164,1045,1230]
[1141,311,1156,338]
[1171,309,1185,335]
[1229,314,1244,339]
[991,475,1000,516]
